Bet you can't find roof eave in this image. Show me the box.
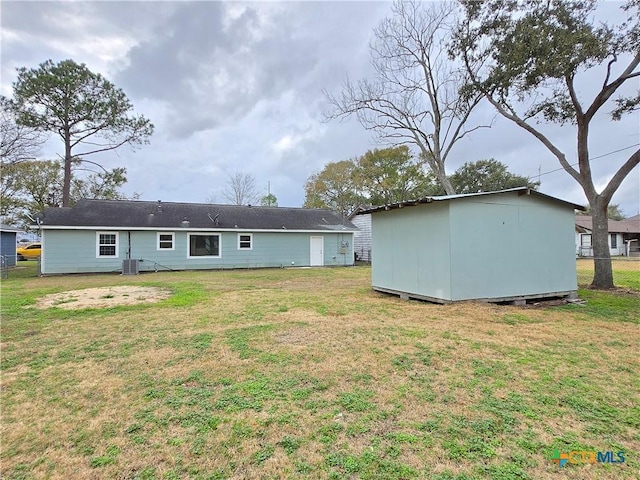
[40,225,358,232]
[356,188,585,215]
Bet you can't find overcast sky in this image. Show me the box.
[2,1,639,215]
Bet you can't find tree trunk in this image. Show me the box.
[425,155,456,195]
[62,130,72,207]
[576,115,614,289]
[439,173,456,196]
[589,196,614,289]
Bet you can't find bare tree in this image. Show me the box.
[324,0,488,194]
[0,99,45,165]
[222,171,260,205]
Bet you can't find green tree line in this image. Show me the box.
[0,159,129,227]
[303,146,538,217]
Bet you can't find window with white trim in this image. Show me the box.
[238,233,253,250]
[188,233,220,257]
[610,233,617,249]
[157,232,175,250]
[96,232,118,257]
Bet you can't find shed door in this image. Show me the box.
[310,236,324,266]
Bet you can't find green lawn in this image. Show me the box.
[1,263,638,479]
[576,258,640,290]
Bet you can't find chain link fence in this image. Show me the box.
[576,258,640,290]
[0,255,8,279]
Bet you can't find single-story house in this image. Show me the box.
[358,187,583,303]
[348,205,373,262]
[575,214,640,257]
[37,199,357,275]
[0,224,22,267]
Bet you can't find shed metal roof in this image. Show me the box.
[356,187,585,215]
[38,199,357,232]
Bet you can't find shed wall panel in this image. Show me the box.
[449,199,521,300]
[511,198,577,295]
[449,194,577,300]
[372,203,451,300]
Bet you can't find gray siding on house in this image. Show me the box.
[369,190,577,302]
[41,230,354,274]
[351,213,372,261]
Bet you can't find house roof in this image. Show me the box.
[38,199,357,232]
[0,224,22,233]
[356,187,585,215]
[575,215,640,234]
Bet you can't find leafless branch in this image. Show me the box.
[324,0,489,194]
[222,171,260,206]
[0,103,46,165]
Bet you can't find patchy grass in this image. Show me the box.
[1,264,639,479]
[560,289,640,324]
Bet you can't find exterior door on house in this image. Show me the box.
[310,236,324,266]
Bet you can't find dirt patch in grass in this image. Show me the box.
[31,286,171,310]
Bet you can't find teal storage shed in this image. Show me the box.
[37,200,356,275]
[360,188,583,303]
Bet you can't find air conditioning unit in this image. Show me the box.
[122,259,140,275]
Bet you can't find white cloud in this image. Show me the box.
[273,134,297,153]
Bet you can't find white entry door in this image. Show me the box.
[310,236,324,266]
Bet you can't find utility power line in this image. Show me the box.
[536,143,639,179]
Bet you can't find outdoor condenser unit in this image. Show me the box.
[122,259,140,275]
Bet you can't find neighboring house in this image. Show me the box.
[575,215,640,257]
[0,224,22,267]
[37,199,357,275]
[358,187,583,304]
[348,205,372,262]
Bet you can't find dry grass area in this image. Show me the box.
[576,257,640,272]
[1,265,639,479]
